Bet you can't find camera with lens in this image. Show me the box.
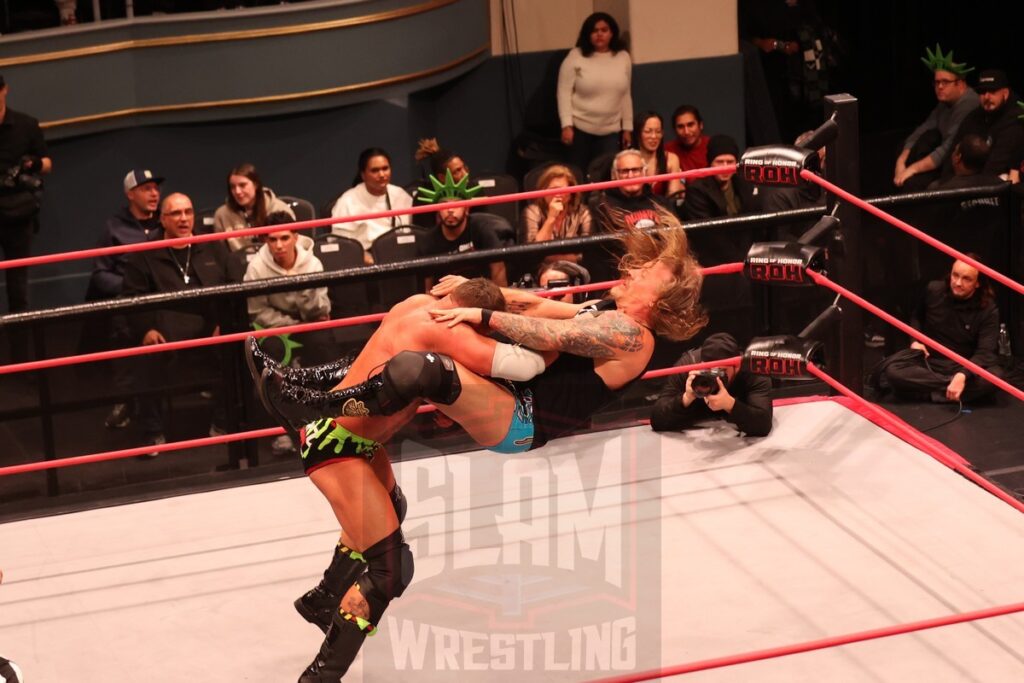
[691,367,728,397]
[0,164,43,194]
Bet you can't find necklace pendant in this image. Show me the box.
[183,274,190,284]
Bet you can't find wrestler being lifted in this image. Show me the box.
[247,172,706,681]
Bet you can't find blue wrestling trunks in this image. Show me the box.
[490,381,535,454]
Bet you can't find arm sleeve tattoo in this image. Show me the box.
[488,310,644,358]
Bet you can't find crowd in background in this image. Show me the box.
[2,4,1023,457]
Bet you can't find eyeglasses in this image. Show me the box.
[934,77,961,87]
[164,208,194,218]
[616,166,645,177]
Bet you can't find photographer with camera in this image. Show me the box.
[0,74,51,315]
[650,332,773,436]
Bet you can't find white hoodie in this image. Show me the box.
[244,234,331,328]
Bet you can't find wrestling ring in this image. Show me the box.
[2,102,1024,681]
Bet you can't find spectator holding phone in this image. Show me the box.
[650,332,773,436]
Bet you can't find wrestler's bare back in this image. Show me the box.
[330,294,496,443]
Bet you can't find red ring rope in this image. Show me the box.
[0,357,739,477]
[807,269,1024,403]
[586,598,1024,683]
[0,266,743,376]
[0,165,733,271]
[801,169,1024,296]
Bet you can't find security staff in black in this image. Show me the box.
[0,74,52,314]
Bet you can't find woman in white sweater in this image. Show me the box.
[331,147,412,263]
[557,12,633,171]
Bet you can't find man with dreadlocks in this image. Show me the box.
[894,44,979,190]
[248,202,706,680]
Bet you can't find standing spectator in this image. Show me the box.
[875,257,1002,403]
[557,12,633,171]
[633,111,683,197]
[245,211,331,455]
[681,135,759,220]
[331,147,413,261]
[894,45,978,191]
[929,134,1002,190]
[212,163,295,251]
[664,104,711,172]
[650,333,773,436]
[86,169,164,301]
[121,193,231,453]
[739,0,834,142]
[520,164,591,265]
[0,74,52,315]
[418,198,507,289]
[947,69,1024,182]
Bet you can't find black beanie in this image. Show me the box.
[706,134,740,162]
[700,333,740,362]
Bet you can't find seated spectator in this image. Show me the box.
[213,163,295,251]
[650,332,773,436]
[417,174,507,289]
[331,147,413,261]
[634,111,683,197]
[928,134,1004,190]
[415,138,471,184]
[664,104,710,172]
[894,45,978,191]
[946,69,1024,182]
[86,168,163,430]
[592,149,672,229]
[520,164,592,264]
[537,260,591,304]
[589,149,673,282]
[244,211,332,455]
[873,257,1002,403]
[121,192,231,454]
[681,135,759,220]
[86,168,164,302]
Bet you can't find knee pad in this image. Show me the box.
[352,528,414,628]
[380,351,462,410]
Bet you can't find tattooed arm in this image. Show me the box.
[431,307,645,358]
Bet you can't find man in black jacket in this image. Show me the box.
[945,69,1024,182]
[121,192,231,451]
[877,258,1002,403]
[87,168,164,301]
[89,168,165,429]
[650,332,773,436]
[681,135,759,222]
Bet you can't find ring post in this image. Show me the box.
[825,94,863,393]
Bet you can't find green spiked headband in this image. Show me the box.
[416,169,483,204]
[921,44,974,77]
